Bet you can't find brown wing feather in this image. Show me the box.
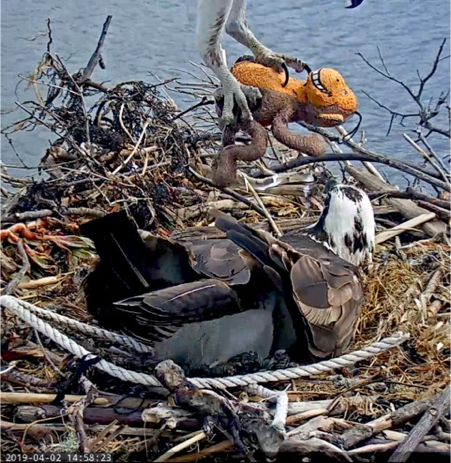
[211,209,364,360]
[290,254,363,358]
[187,239,251,285]
[114,279,243,344]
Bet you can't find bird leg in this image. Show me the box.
[225,0,309,85]
[196,0,259,124]
[271,110,328,157]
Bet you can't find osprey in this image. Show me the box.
[81,181,374,374]
[196,0,366,125]
[305,179,375,267]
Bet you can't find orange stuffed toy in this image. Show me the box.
[213,57,359,187]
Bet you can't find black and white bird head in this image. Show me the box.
[310,180,375,266]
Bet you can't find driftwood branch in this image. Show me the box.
[346,166,447,238]
[342,393,440,449]
[271,151,448,191]
[82,16,112,80]
[368,188,450,210]
[388,385,451,462]
[375,212,437,245]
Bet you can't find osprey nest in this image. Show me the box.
[1,17,450,463]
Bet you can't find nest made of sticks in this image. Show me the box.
[1,17,450,462]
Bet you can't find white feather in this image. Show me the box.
[314,184,375,266]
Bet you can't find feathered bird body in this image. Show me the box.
[82,182,374,372]
[308,182,375,266]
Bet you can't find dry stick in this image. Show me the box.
[423,269,444,303]
[388,386,451,462]
[0,419,150,437]
[3,209,53,222]
[112,119,150,175]
[417,200,451,219]
[241,174,282,236]
[5,240,30,295]
[119,103,136,143]
[89,420,119,452]
[2,207,105,224]
[336,126,385,181]
[272,151,449,191]
[0,392,112,406]
[0,362,18,377]
[90,423,127,453]
[33,329,65,377]
[417,130,449,173]
[296,124,446,184]
[346,165,447,238]
[171,97,213,122]
[368,189,450,210]
[188,167,268,217]
[14,102,85,158]
[403,133,450,186]
[82,15,113,80]
[375,212,436,244]
[164,440,234,463]
[55,56,94,155]
[342,392,440,449]
[154,431,207,462]
[349,438,450,456]
[0,370,55,388]
[342,131,448,187]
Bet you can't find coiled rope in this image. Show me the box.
[0,295,409,390]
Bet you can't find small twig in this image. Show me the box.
[273,151,449,191]
[61,207,106,218]
[417,200,451,219]
[164,440,233,463]
[171,97,213,122]
[368,188,450,209]
[154,431,207,462]
[403,133,450,186]
[46,19,53,53]
[67,376,100,453]
[336,126,386,181]
[417,129,449,173]
[112,119,150,175]
[119,102,136,143]
[342,393,441,449]
[188,167,268,217]
[241,174,282,237]
[5,240,30,295]
[423,268,444,303]
[0,362,18,377]
[33,329,65,377]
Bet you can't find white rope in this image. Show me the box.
[245,384,288,432]
[0,295,410,391]
[6,297,153,354]
[0,296,161,387]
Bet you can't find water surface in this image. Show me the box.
[1,0,449,182]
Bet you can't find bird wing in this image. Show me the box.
[113,279,243,344]
[212,208,363,359]
[186,239,251,285]
[289,253,363,358]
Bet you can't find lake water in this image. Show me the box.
[1,0,450,183]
